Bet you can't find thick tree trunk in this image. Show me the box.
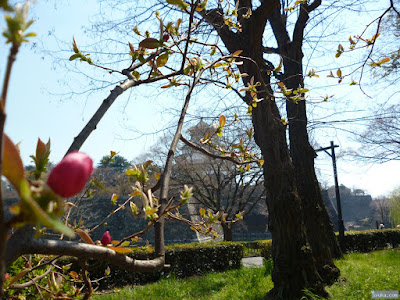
[266,1,342,285]
[282,51,342,284]
[251,96,327,300]
[200,2,332,298]
[239,33,327,299]
[221,222,233,241]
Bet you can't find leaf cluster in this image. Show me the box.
[2,1,36,46]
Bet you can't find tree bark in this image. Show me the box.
[268,3,342,284]
[221,222,233,241]
[281,52,342,284]
[252,90,327,300]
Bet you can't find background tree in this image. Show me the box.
[371,196,391,227]
[356,105,400,162]
[97,154,132,172]
[389,187,400,226]
[93,154,134,196]
[173,121,266,241]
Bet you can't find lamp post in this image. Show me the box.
[315,141,345,250]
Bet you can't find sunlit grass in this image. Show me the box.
[325,249,400,299]
[94,264,273,300]
[94,249,400,300]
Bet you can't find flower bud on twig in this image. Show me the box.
[101,231,111,246]
[47,151,93,198]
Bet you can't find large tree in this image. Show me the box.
[268,0,342,281]
[196,1,340,297]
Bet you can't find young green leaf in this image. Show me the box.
[110,247,133,254]
[76,229,95,245]
[139,37,162,49]
[156,53,169,67]
[232,50,243,56]
[219,115,226,127]
[2,134,24,191]
[132,70,140,80]
[111,193,119,205]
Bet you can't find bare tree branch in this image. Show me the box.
[6,233,165,273]
[8,266,52,290]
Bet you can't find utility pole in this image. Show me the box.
[315,141,345,250]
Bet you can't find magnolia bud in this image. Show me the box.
[4,273,9,280]
[101,231,111,246]
[163,34,170,42]
[47,152,93,198]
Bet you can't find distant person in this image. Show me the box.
[376,220,379,229]
[379,223,385,229]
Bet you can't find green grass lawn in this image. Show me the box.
[94,249,400,300]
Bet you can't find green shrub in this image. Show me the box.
[5,256,76,299]
[256,229,400,260]
[342,229,400,253]
[87,242,243,289]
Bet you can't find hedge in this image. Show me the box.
[84,241,244,289]
[342,229,400,253]
[258,229,400,260]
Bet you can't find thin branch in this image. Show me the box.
[8,266,52,289]
[179,135,259,165]
[152,0,201,258]
[0,43,20,295]
[1,44,19,106]
[80,259,93,300]
[89,197,132,233]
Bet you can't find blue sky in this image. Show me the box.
[1,0,399,198]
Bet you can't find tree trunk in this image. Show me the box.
[238,30,328,300]
[251,96,327,300]
[221,222,233,241]
[281,46,342,284]
[266,2,342,285]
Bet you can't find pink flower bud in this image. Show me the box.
[101,231,111,246]
[4,273,9,280]
[47,152,93,198]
